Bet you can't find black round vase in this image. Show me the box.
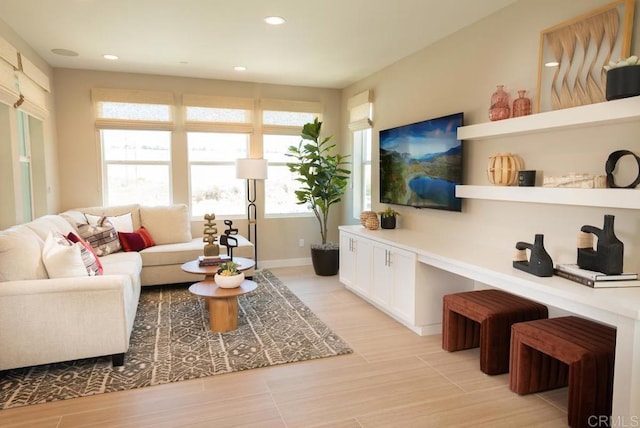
[380,216,396,229]
[310,247,339,276]
[606,65,640,100]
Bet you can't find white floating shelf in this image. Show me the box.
[457,95,640,141]
[455,185,640,210]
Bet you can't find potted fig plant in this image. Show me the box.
[378,207,400,229]
[286,118,351,276]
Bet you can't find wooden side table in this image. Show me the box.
[180,257,256,280]
[188,280,257,332]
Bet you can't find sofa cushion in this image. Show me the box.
[86,212,134,233]
[25,215,77,241]
[140,204,192,245]
[42,232,88,278]
[100,251,143,288]
[0,225,48,282]
[139,238,203,267]
[77,219,122,257]
[119,227,155,252]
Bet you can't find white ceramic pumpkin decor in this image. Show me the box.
[487,153,524,186]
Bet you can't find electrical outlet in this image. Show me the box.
[299,238,305,247]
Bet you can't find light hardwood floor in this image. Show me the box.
[0,265,569,427]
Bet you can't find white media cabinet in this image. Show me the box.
[339,224,640,421]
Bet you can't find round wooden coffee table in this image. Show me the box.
[181,257,256,280]
[181,257,257,332]
[188,280,257,332]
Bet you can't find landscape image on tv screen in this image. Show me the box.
[379,112,463,211]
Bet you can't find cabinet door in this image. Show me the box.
[371,244,393,307]
[339,232,356,287]
[353,237,372,296]
[390,247,416,323]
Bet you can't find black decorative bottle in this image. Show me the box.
[577,215,624,275]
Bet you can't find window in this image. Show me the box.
[188,132,249,217]
[101,129,171,206]
[348,90,373,217]
[261,99,322,216]
[93,88,174,206]
[183,96,254,217]
[16,111,33,222]
[263,134,310,215]
[354,128,372,212]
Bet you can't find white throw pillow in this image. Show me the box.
[85,212,134,233]
[140,204,192,245]
[42,232,88,279]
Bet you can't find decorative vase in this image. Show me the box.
[360,211,377,226]
[362,212,379,230]
[489,85,510,121]
[380,216,396,229]
[487,153,523,186]
[606,65,640,100]
[512,90,531,117]
[577,214,624,275]
[214,271,245,288]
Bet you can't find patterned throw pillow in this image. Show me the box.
[77,217,122,257]
[67,232,103,275]
[118,227,156,252]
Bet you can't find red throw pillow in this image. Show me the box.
[67,232,104,275]
[118,227,156,252]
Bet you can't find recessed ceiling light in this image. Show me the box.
[234,66,247,71]
[51,48,79,57]
[545,61,559,67]
[264,16,285,25]
[103,54,119,60]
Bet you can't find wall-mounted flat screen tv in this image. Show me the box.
[380,112,463,211]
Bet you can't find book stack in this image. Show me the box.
[554,264,638,288]
[198,255,230,267]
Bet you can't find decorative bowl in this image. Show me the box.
[214,272,244,288]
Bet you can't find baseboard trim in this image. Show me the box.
[258,258,312,269]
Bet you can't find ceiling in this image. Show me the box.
[0,0,518,89]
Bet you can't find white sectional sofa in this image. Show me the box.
[0,204,254,371]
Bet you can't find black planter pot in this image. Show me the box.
[380,216,396,229]
[311,247,339,276]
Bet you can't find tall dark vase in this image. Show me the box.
[311,247,339,276]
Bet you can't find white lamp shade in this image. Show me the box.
[236,158,268,180]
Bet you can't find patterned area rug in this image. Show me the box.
[0,270,352,409]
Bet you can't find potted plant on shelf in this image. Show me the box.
[378,207,400,229]
[215,261,244,288]
[286,118,351,276]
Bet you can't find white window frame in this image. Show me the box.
[93,88,175,206]
[183,94,254,218]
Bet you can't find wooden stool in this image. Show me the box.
[510,316,616,428]
[442,289,548,375]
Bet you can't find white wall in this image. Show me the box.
[341,0,640,273]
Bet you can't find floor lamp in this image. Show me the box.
[235,158,268,268]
